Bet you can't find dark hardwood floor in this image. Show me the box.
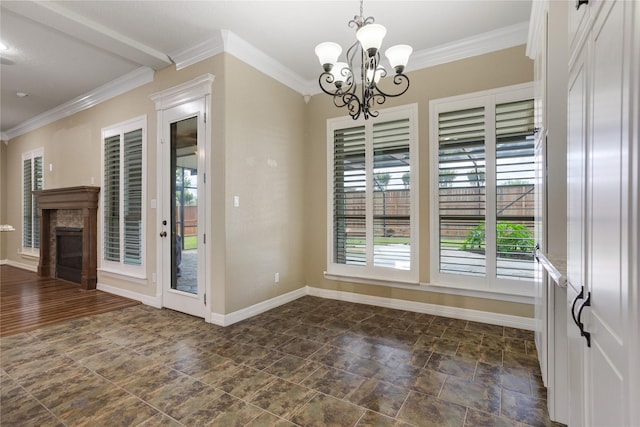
[0,265,139,337]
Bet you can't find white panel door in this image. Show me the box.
[585,1,629,425]
[566,41,587,427]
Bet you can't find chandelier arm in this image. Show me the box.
[372,73,410,98]
[318,72,339,96]
[341,92,362,120]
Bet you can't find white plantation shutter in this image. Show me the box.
[102,116,145,272]
[22,150,43,250]
[373,118,411,270]
[432,89,536,289]
[329,105,417,280]
[123,129,143,265]
[495,99,535,280]
[437,107,486,276]
[333,125,366,265]
[23,158,33,248]
[33,156,43,249]
[104,135,121,262]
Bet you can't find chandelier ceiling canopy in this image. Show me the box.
[314,0,412,120]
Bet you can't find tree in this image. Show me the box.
[176,168,197,205]
[439,169,455,188]
[374,173,391,191]
[466,169,485,187]
[402,172,410,189]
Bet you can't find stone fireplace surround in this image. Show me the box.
[33,186,100,290]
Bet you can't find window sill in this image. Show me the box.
[98,268,148,286]
[324,271,419,288]
[322,271,534,304]
[19,251,40,260]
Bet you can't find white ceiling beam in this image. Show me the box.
[2,1,172,70]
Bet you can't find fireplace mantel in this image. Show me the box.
[33,186,100,290]
[33,186,100,210]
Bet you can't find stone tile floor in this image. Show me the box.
[0,296,564,426]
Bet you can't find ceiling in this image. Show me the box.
[0,0,532,137]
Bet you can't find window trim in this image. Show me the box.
[429,83,535,297]
[100,115,147,278]
[326,103,419,284]
[21,148,44,256]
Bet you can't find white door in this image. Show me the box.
[584,0,629,425]
[159,99,207,318]
[566,39,587,427]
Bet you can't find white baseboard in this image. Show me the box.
[210,287,307,327]
[0,259,6,265]
[92,279,534,330]
[306,286,535,331]
[6,259,38,272]
[96,282,162,308]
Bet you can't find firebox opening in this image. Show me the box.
[56,227,83,284]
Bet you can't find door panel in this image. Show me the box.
[160,99,206,318]
[566,44,587,427]
[587,0,628,425]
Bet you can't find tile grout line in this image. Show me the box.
[2,367,69,427]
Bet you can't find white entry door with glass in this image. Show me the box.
[158,99,207,318]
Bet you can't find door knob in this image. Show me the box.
[160,231,167,238]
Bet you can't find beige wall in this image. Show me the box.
[0,141,7,260]
[2,58,223,292]
[1,52,307,316]
[223,55,306,313]
[2,44,534,319]
[304,45,535,317]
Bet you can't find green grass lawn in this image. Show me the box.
[183,235,198,250]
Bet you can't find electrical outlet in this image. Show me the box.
[274,272,280,283]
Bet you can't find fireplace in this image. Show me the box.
[33,186,100,290]
[56,227,83,284]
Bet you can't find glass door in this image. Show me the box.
[160,99,206,318]
[172,117,198,294]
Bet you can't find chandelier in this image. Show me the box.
[314,0,412,120]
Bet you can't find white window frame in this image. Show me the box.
[100,115,147,278]
[22,148,44,256]
[429,83,534,297]
[326,104,419,285]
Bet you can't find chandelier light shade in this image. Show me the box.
[315,0,411,120]
[315,42,342,71]
[385,44,413,73]
[356,24,387,55]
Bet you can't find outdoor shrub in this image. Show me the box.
[462,222,534,257]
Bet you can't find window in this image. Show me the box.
[102,116,146,275]
[22,148,43,253]
[430,84,535,295]
[327,104,418,283]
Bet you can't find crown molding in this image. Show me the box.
[303,21,530,95]
[171,33,225,71]
[222,30,310,95]
[408,21,529,72]
[4,22,529,140]
[4,67,154,141]
[172,22,528,97]
[171,29,309,95]
[526,1,547,59]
